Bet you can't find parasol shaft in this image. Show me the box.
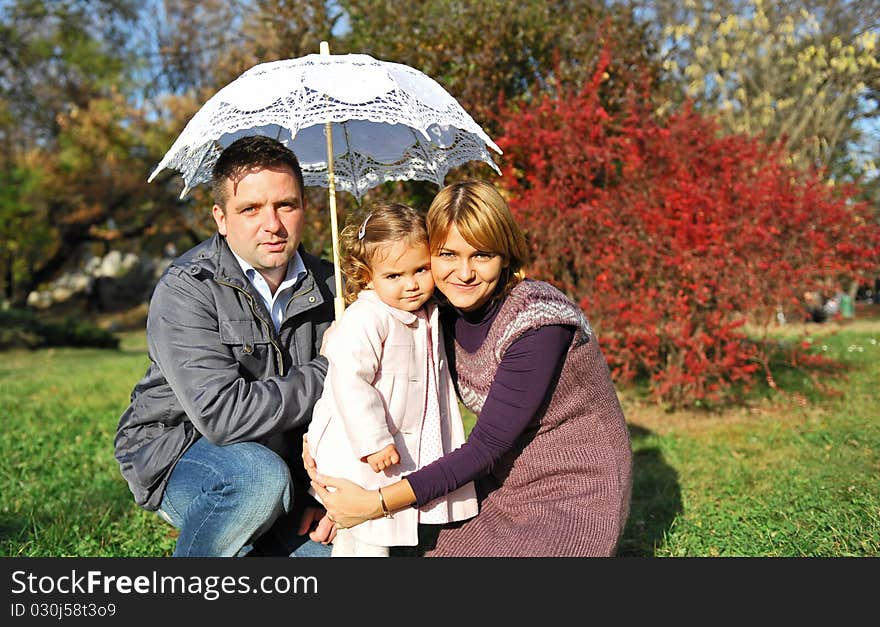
[320,40,346,321]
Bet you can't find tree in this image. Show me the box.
[0,0,211,306]
[316,0,666,225]
[143,0,340,96]
[338,0,659,129]
[0,0,342,306]
[636,0,880,179]
[496,47,880,406]
[0,0,664,307]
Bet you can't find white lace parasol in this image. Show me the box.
[149,52,502,200]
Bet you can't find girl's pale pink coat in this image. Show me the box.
[307,290,478,547]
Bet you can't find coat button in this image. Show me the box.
[242,343,254,354]
[189,265,200,275]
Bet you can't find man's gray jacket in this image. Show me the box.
[114,234,336,511]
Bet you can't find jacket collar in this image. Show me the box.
[186,235,298,284]
[176,234,325,311]
[214,235,251,288]
[356,289,430,325]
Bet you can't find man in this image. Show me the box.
[115,136,336,556]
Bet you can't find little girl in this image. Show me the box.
[306,203,478,557]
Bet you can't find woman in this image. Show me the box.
[307,180,633,556]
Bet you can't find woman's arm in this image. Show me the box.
[407,323,574,505]
[306,324,575,527]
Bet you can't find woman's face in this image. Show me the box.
[431,224,508,312]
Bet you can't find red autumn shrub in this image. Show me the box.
[494,55,880,407]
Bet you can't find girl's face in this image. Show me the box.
[367,239,435,312]
[431,224,507,312]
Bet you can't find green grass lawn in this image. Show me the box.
[1,319,877,557]
[617,318,880,557]
[0,331,177,556]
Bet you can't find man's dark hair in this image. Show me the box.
[211,135,305,208]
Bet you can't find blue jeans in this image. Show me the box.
[158,437,331,558]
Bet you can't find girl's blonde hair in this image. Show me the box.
[339,203,428,305]
[427,180,529,301]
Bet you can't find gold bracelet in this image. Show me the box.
[377,488,393,519]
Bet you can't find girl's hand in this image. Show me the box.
[310,475,383,530]
[363,443,400,472]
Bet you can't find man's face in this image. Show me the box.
[212,166,305,287]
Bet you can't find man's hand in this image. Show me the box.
[297,505,336,545]
[319,320,337,357]
[362,443,400,473]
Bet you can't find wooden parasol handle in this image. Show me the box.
[320,40,346,321]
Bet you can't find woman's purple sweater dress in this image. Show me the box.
[407,279,633,556]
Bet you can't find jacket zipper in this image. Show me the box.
[215,278,285,375]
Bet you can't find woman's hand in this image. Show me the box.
[310,475,383,530]
[301,434,318,481]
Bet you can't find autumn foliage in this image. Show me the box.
[494,51,880,407]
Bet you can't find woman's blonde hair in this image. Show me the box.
[427,180,529,300]
[338,203,428,305]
